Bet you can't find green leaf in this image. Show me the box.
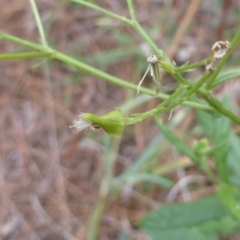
[208,68,240,89]
[198,215,239,236]
[138,195,238,240]
[124,173,172,188]
[197,97,231,182]
[158,124,199,162]
[143,228,218,240]
[217,183,240,221]
[227,132,240,187]
[138,196,226,229]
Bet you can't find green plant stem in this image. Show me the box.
[0,31,214,113]
[125,85,186,125]
[29,0,48,47]
[88,137,120,240]
[173,72,190,85]
[183,71,211,99]
[72,0,132,24]
[126,0,166,59]
[175,56,213,72]
[0,52,52,60]
[206,28,240,90]
[199,90,240,125]
[87,197,105,240]
[0,32,51,52]
[173,71,240,125]
[164,71,212,112]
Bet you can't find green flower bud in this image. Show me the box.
[193,138,210,157]
[70,109,125,135]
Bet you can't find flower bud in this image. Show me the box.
[70,109,125,135]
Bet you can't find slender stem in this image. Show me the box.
[72,0,132,24]
[126,0,135,20]
[164,71,211,112]
[0,32,52,52]
[134,21,164,57]
[126,0,165,58]
[153,85,186,114]
[174,70,240,125]
[173,72,190,85]
[0,52,52,60]
[54,52,164,96]
[87,198,105,240]
[87,137,120,240]
[125,85,186,125]
[199,90,240,125]
[29,0,48,47]
[183,71,211,99]
[175,56,213,72]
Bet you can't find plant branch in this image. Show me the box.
[29,0,48,47]
[125,85,187,125]
[199,90,240,125]
[126,0,165,58]
[0,32,51,52]
[72,0,132,24]
[175,56,213,72]
[0,52,52,60]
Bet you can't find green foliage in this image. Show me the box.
[197,98,231,183]
[138,195,239,240]
[209,68,240,89]
[217,183,240,221]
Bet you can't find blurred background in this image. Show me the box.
[0,0,240,239]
